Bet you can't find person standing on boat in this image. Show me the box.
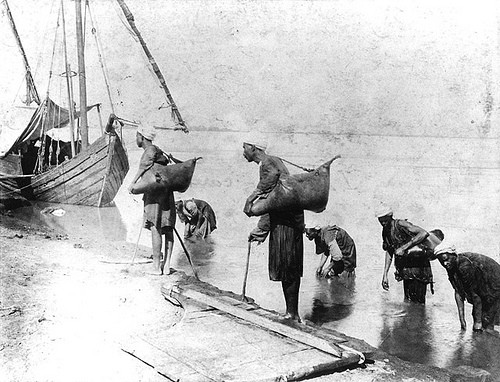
[377,206,437,303]
[304,225,357,278]
[128,124,181,275]
[243,138,305,322]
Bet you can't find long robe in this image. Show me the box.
[252,155,305,281]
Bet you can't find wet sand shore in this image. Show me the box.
[0,212,492,382]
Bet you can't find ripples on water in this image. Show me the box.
[12,130,500,378]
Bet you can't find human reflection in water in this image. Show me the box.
[306,273,356,325]
[379,303,433,365]
[447,329,500,377]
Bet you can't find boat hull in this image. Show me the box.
[31,133,129,207]
[0,154,28,201]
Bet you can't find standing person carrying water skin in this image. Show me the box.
[128,124,182,275]
[243,137,305,323]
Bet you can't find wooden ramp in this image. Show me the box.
[121,274,374,382]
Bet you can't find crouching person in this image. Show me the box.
[305,225,356,278]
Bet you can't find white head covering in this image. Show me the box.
[184,199,197,214]
[243,132,268,151]
[433,242,457,257]
[375,204,393,218]
[137,123,156,141]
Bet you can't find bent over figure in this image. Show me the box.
[305,224,356,278]
[377,206,435,303]
[176,198,217,239]
[433,245,500,334]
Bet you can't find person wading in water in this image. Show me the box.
[176,198,217,240]
[128,124,182,275]
[432,243,500,335]
[305,224,357,278]
[243,137,305,322]
[377,206,441,303]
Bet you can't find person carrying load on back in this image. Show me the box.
[243,137,305,323]
[176,198,217,239]
[305,225,357,278]
[128,124,182,276]
[377,205,441,304]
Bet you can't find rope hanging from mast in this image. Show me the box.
[115,0,189,134]
[85,1,116,116]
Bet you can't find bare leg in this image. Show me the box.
[150,225,163,275]
[161,228,174,275]
[282,278,301,322]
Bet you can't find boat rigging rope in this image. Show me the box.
[33,0,58,96]
[86,0,122,141]
[45,2,62,99]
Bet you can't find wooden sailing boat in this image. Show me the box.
[0,0,40,203]
[28,0,129,207]
[1,0,129,207]
[2,0,190,207]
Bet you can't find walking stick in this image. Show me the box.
[173,227,199,280]
[130,216,146,266]
[241,241,252,301]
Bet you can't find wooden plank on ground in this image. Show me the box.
[121,336,212,382]
[163,285,345,359]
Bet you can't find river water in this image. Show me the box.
[10,129,500,379]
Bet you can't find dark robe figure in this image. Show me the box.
[176,198,217,239]
[434,247,500,333]
[377,208,434,304]
[243,140,304,322]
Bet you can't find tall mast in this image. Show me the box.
[60,0,76,156]
[116,0,188,133]
[75,0,89,148]
[3,0,40,105]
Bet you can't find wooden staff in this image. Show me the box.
[130,219,145,266]
[241,241,252,301]
[173,227,199,280]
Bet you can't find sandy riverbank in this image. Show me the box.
[0,212,490,382]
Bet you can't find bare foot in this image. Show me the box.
[162,267,174,276]
[282,313,302,324]
[146,269,163,276]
